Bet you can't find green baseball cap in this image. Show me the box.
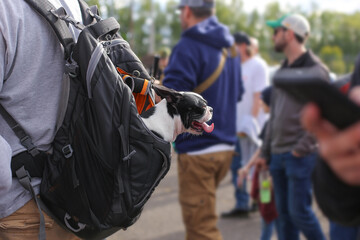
[266,14,310,38]
[266,15,289,29]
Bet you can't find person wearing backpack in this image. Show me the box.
[162,1,243,239]
[0,0,82,239]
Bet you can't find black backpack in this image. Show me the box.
[0,0,171,239]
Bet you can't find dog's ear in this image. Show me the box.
[153,84,182,103]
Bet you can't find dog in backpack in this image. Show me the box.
[140,85,214,142]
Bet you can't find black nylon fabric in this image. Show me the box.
[38,8,171,240]
[107,38,152,80]
[313,150,360,226]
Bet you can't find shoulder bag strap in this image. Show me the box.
[193,44,237,94]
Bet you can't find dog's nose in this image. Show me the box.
[208,107,213,114]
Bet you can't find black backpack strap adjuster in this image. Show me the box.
[16,166,32,187]
[62,144,73,158]
[65,61,79,78]
[20,135,40,157]
[0,105,40,157]
[86,7,101,21]
[50,8,85,30]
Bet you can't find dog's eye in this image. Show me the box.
[195,107,204,115]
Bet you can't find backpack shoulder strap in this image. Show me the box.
[0,105,39,157]
[24,0,75,59]
[1,0,77,154]
[193,44,238,94]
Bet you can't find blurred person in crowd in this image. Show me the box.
[302,54,360,239]
[249,36,271,128]
[222,32,269,218]
[256,13,328,240]
[238,86,280,240]
[156,47,171,83]
[162,0,243,239]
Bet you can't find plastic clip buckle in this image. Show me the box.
[62,144,73,159]
[65,62,78,78]
[20,136,40,157]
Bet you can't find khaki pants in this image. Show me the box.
[0,200,80,240]
[178,151,233,240]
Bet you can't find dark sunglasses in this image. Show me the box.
[273,27,287,36]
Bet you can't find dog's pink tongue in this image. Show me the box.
[202,122,214,133]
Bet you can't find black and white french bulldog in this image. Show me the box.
[141,85,214,142]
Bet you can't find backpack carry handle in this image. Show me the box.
[78,0,100,25]
[88,17,120,40]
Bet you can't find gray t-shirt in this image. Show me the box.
[0,136,12,195]
[0,0,81,218]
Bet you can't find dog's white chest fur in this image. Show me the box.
[141,100,183,142]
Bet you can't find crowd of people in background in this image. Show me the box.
[159,1,360,240]
[2,0,360,239]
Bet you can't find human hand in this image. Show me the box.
[302,87,360,186]
[291,151,301,158]
[255,157,268,171]
[237,167,249,187]
[237,132,247,137]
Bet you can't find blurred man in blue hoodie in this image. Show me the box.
[162,0,243,239]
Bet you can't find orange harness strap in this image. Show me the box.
[116,67,155,114]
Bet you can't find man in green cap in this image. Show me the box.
[256,13,328,240]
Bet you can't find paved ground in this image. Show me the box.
[109,149,330,240]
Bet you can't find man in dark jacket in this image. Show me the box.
[162,0,243,239]
[257,14,327,240]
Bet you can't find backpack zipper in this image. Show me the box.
[103,38,129,49]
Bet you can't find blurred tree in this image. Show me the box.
[84,0,360,74]
[319,45,346,74]
[309,11,360,73]
[85,0,99,8]
[216,0,246,33]
[165,0,182,47]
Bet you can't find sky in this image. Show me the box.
[239,0,360,14]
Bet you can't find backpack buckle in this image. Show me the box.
[86,7,102,21]
[20,135,40,157]
[62,144,73,159]
[16,166,32,184]
[65,62,79,78]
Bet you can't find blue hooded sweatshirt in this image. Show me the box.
[163,16,244,154]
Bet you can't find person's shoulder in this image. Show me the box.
[246,56,268,72]
[252,56,268,67]
[170,40,199,63]
[0,0,23,17]
[174,37,200,53]
[311,53,330,78]
[308,51,328,68]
